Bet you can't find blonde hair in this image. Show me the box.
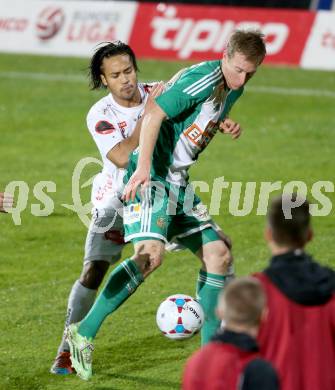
[227,29,266,65]
[219,277,265,327]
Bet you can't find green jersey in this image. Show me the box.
[132,60,243,186]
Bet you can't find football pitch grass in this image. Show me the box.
[0,53,334,390]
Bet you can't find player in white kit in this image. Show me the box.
[51,41,163,374]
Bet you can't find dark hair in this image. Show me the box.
[268,194,310,247]
[89,41,138,90]
[227,29,266,65]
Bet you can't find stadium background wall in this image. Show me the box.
[0,0,334,70]
[134,0,312,9]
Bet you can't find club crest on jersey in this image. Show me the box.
[124,203,141,224]
[156,217,166,229]
[95,120,115,135]
[118,121,127,137]
[143,84,151,94]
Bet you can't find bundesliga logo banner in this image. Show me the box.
[0,0,138,57]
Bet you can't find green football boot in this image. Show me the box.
[66,323,94,380]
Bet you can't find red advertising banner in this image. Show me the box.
[129,3,316,65]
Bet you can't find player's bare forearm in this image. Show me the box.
[136,82,165,168]
[137,102,166,170]
[107,118,143,168]
[123,103,166,201]
[107,82,164,168]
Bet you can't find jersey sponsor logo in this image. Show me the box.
[185,124,203,145]
[95,120,115,135]
[36,7,65,41]
[124,203,141,224]
[184,122,217,149]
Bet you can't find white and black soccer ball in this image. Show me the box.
[156,294,204,340]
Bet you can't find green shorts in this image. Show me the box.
[123,181,221,254]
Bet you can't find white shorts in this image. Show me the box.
[84,207,125,264]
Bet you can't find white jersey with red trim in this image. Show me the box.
[87,83,151,209]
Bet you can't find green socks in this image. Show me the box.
[77,262,224,344]
[196,269,225,345]
[78,259,143,339]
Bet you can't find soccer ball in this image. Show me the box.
[156,294,204,340]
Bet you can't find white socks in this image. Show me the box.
[57,280,97,353]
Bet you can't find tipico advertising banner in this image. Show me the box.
[1,0,335,70]
[128,3,315,65]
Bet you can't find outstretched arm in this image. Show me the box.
[123,101,167,202]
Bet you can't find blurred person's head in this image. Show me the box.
[265,194,312,254]
[89,41,139,106]
[216,277,266,337]
[222,29,266,90]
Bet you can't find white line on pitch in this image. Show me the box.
[248,85,335,98]
[0,71,86,82]
[0,71,335,98]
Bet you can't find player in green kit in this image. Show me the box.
[66,30,266,380]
